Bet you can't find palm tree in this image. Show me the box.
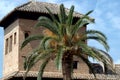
[21,4,114,80]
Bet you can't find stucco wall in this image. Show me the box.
[3,20,19,76]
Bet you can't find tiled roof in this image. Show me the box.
[115,64,120,79]
[2,71,118,80]
[1,65,120,80]
[115,64,120,74]
[15,1,83,18]
[0,1,84,28]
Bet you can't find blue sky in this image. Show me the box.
[0,0,120,78]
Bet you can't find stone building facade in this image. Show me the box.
[0,1,120,80]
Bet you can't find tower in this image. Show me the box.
[0,1,89,80]
[0,1,119,80]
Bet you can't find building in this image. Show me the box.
[0,1,120,80]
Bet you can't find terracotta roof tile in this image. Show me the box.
[0,1,84,28]
[15,1,83,18]
[2,71,117,80]
[115,64,120,74]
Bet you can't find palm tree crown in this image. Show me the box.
[21,4,114,80]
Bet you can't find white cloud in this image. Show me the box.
[106,12,120,29]
[40,0,98,14]
[39,0,58,3]
[0,0,27,19]
[0,1,15,19]
[96,0,120,30]
[62,0,98,14]
[0,3,15,19]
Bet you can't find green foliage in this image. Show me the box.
[21,4,114,80]
[37,57,50,80]
[55,47,64,70]
[21,35,43,49]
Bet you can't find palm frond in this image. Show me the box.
[76,54,96,79]
[45,6,59,24]
[22,44,53,75]
[85,36,109,51]
[25,48,54,70]
[23,48,54,80]
[35,19,59,36]
[37,57,50,80]
[91,48,114,72]
[40,37,53,50]
[76,41,105,61]
[58,4,67,24]
[78,43,114,73]
[98,50,113,63]
[86,30,107,40]
[74,41,98,60]
[40,36,58,50]
[71,11,94,39]
[23,52,39,80]
[22,56,27,70]
[85,10,94,16]
[21,35,43,49]
[66,5,74,26]
[72,19,88,34]
[45,7,61,37]
[66,5,74,39]
[55,47,64,70]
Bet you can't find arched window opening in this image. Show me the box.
[9,36,12,52]
[14,32,17,44]
[5,38,8,54]
[90,63,103,74]
[24,31,30,39]
[73,61,78,69]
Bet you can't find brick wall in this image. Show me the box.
[18,18,89,74]
[3,18,89,77]
[18,18,60,72]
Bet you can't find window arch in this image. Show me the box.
[14,32,17,44]
[24,31,30,39]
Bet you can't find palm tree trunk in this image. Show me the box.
[62,51,73,80]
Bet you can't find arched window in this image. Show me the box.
[5,38,8,54]
[14,32,17,44]
[24,31,30,39]
[90,63,103,74]
[25,33,29,38]
[9,36,12,52]
[73,61,78,69]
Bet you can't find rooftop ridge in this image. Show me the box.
[0,1,83,28]
[15,1,83,17]
[115,64,120,66]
